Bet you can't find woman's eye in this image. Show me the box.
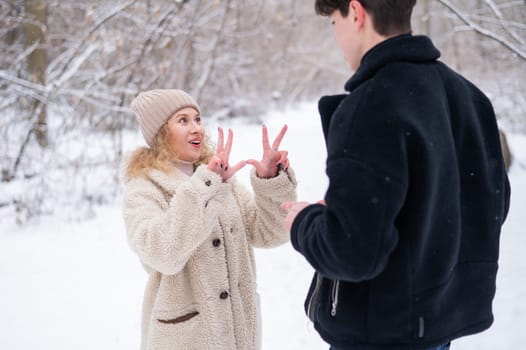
[195,117,201,124]
[178,117,188,123]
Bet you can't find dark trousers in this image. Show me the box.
[330,343,451,350]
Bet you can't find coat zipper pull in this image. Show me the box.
[331,280,340,317]
[418,316,425,338]
[331,301,338,316]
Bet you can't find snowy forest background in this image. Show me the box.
[1,1,526,349]
[0,0,525,222]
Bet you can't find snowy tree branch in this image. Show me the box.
[191,0,231,101]
[437,0,526,61]
[483,0,524,44]
[53,0,137,85]
[0,70,46,94]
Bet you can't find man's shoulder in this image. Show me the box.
[368,59,488,109]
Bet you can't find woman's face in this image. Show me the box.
[166,107,204,162]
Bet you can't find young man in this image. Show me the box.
[282,1,511,349]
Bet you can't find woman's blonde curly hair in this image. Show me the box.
[124,123,215,181]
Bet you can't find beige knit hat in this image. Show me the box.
[130,89,200,147]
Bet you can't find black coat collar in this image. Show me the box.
[344,34,441,92]
[318,35,442,143]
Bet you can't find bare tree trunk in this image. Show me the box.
[23,0,48,148]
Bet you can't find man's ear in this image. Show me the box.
[349,0,366,28]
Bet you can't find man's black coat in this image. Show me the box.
[291,34,511,350]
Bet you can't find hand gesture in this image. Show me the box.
[246,125,289,179]
[208,127,246,182]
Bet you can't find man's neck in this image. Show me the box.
[362,32,388,56]
[361,30,411,60]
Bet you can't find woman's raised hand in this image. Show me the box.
[208,127,246,182]
[246,125,289,179]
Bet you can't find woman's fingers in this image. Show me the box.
[276,151,289,172]
[207,156,221,172]
[224,128,233,158]
[262,124,288,151]
[216,127,224,153]
[271,124,288,150]
[278,150,288,164]
[245,159,262,173]
[227,161,246,176]
[261,125,270,150]
[245,159,257,166]
[212,125,290,181]
[209,127,243,181]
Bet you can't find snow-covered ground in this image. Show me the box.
[0,102,524,349]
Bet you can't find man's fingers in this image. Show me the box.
[281,201,313,212]
[281,201,296,210]
[281,200,308,231]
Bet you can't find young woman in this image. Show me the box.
[122,89,296,350]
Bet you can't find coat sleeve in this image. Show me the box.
[231,167,297,248]
[122,165,230,275]
[290,159,407,282]
[291,86,409,282]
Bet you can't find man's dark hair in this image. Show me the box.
[314,0,416,36]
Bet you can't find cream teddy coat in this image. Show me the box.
[122,163,297,350]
